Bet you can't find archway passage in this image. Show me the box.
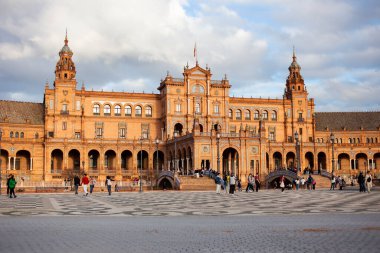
[222,148,239,177]
[318,152,327,172]
[374,153,380,170]
[305,152,314,170]
[51,149,63,173]
[15,150,31,171]
[356,153,368,171]
[68,149,80,172]
[174,123,183,136]
[286,152,295,168]
[268,176,293,189]
[153,150,165,173]
[273,152,282,170]
[137,150,149,170]
[0,149,9,170]
[121,150,133,170]
[158,177,173,190]
[338,153,350,171]
[88,150,100,170]
[105,150,117,171]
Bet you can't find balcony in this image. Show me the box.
[297,118,305,122]
[60,110,69,115]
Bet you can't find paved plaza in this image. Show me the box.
[0,190,379,252]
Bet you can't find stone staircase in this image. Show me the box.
[178,176,216,191]
[307,175,331,188]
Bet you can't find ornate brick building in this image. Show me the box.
[0,34,379,187]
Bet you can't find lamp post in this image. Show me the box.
[82,161,85,174]
[155,138,159,188]
[173,131,178,189]
[139,136,143,193]
[0,129,2,196]
[294,131,300,175]
[216,132,221,174]
[330,132,335,176]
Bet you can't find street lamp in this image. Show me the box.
[330,132,335,176]
[294,131,300,175]
[173,131,178,189]
[82,161,85,173]
[155,138,159,188]
[139,136,143,193]
[216,132,221,173]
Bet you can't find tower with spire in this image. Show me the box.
[54,30,76,86]
[284,47,306,99]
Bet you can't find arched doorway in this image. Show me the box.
[0,149,9,170]
[317,152,327,172]
[199,124,204,133]
[187,147,192,174]
[158,177,173,190]
[121,150,133,170]
[338,153,350,171]
[174,123,183,136]
[15,150,31,171]
[356,153,368,172]
[374,153,380,170]
[137,150,149,170]
[68,149,80,171]
[222,148,239,176]
[51,149,63,173]
[273,152,282,170]
[105,150,117,170]
[305,152,314,170]
[286,152,295,168]
[88,150,99,170]
[153,150,164,172]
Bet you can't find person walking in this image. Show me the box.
[245,173,254,192]
[254,173,261,192]
[105,175,113,195]
[215,173,222,194]
[330,175,336,190]
[89,177,96,194]
[365,173,373,193]
[81,173,89,196]
[229,174,236,194]
[73,175,81,195]
[280,175,285,192]
[8,174,17,198]
[358,172,365,192]
[300,177,305,189]
[6,174,12,195]
[295,178,300,190]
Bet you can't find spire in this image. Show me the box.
[64,28,68,46]
[194,42,198,66]
[292,45,296,62]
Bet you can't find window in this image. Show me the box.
[62,122,67,130]
[125,105,132,116]
[349,138,352,144]
[145,106,152,117]
[262,110,268,120]
[214,104,219,114]
[135,106,142,116]
[15,132,19,138]
[119,128,126,138]
[48,131,54,138]
[269,132,275,141]
[195,103,201,114]
[114,105,121,116]
[93,104,100,115]
[96,128,103,138]
[20,132,24,138]
[287,109,291,118]
[236,110,241,120]
[175,104,181,112]
[75,132,81,139]
[76,101,81,111]
[141,124,149,139]
[271,111,277,121]
[298,112,303,120]
[228,109,233,119]
[254,110,259,120]
[104,104,111,116]
[245,110,250,120]
[62,104,68,112]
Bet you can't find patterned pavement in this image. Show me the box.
[1,189,379,216]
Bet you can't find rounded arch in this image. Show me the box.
[68,149,81,171]
[187,146,193,174]
[137,150,149,170]
[228,109,233,119]
[121,150,133,170]
[273,151,282,170]
[244,109,251,120]
[338,153,350,171]
[235,109,242,119]
[254,110,260,120]
[135,105,142,116]
[174,123,183,136]
[374,153,380,171]
[145,105,152,117]
[356,153,368,171]
[222,147,239,177]
[153,150,165,173]
[213,123,221,132]
[88,150,100,170]
[0,149,9,170]
[271,110,277,121]
[51,149,63,172]
[114,104,121,116]
[317,152,327,171]
[262,110,268,120]
[15,150,31,171]
[157,177,174,190]
[286,152,295,168]
[104,150,117,169]
[199,124,204,133]
[103,104,111,115]
[124,104,132,116]
[305,152,314,170]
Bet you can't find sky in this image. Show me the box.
[0,0,379,112]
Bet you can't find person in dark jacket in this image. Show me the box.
[358,172,365,192]
[6,174,12,195]
[8,174,17,198]
[73,175,81,195]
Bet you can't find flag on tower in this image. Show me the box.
[194,42,198,65]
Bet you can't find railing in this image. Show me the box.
[320,170,332,178]
[60,110,69,115]
[266,170,298,181]
[298,118,305,122]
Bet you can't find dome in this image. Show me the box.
[60,45,72,54]
[290,61,301,69]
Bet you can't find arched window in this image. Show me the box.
[10,131,14,138]
[145,106,152,117]
[349,138,352,144]
[228,109,233,119]
[135,106,142,116]
[357,138,360,144]
[245,110,250,120]
[263,110,268,120]
[254,110,259,120]
[367,138,370,143]
[114,105,121,116]
[271,111,277,121]
[125,105,132,116]
[214,104,219,114]
[20,132,24,138]
[104,104,111,116]
[236,110,242,120]
[15,132,19,138]
[93,104,100,115]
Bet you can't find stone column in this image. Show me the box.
[30,157,33,171]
